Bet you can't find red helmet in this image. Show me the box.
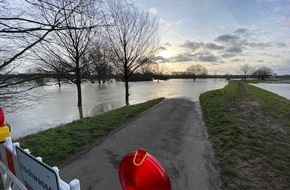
[119,148,171,190]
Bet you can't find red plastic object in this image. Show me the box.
[119,148,171,190]
[0,107,4,126]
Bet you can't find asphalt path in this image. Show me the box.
[60,98,220,190]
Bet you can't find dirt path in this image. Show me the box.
[60,98,220,189]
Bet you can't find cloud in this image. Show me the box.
[170,53,193,62]
[193,52,218,62]
[221,53,237,58]
[149,7,158,15]
[215,34,240,43]
[197,55,218,62]
[180,40,204,51]
[264,53,281,58]
[205,43,224,50]
[159,46,167,50]
[160,18,182,27]
[180,41,224,51]
[234,28,248,34]
[276,42,287,47]
[231,58,245,62]
[164,42,172,47]
[167,28,285,70]
[244,41,271,48]
[154,56,169,63]
[226,46,243,53]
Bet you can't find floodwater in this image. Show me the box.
[252,83,290,100]
[5,79,228,139]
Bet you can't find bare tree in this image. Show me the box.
[103,1,159,105]
[253,66,273,80]
[86,44,113,85]
[0,0,93,111]
[186,64,208,81]
[145,61,168,82]
[33,0,105,110]
[240,63,254,80]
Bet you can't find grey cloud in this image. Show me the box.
[244,42,271,48]
[198,55,218,62]
[159,46,167,50]
[154,56,169,63]
[276,42,287,47]
[180,40,225,51]
[180,40,204,50]
[234,28,248,34]
[170,51,218,63]
[226,46,243,53]
[215,34,239,43]
[221,53,236,58]
[231,58,245,62]
[164,42,172,47]
[264,53,281,58]
[205,43,224,50]
[170,53,193,62]
[193,52,218,62]
[258,59,264,62]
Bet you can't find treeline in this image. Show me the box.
[0,0,159,110]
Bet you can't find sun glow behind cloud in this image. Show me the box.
[139,0,290,75]
[158,50,171,59]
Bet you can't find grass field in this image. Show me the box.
[200,81,290,189]
[18,98,164,166]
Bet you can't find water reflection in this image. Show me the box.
[6,79,228,139]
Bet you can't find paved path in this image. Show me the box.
[60,98,220,190]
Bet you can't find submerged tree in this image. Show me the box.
[253,66,273,80]
[86,43,113,85]
[240,63,254,80]
[103,1,159,105]
[33,0,106,111]
[186,64,208,81]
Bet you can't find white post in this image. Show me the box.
[69,179,81,190]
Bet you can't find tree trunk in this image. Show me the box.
[76,65,82,107]
[76,81,82,107]
[78,105,83,119]
[57,76,61,88]
[125,75,130,105]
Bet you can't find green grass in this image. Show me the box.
[18,98,164,166]
[200,81,290,189]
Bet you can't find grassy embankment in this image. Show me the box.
[18,98,164,166]
[200,81,290,189]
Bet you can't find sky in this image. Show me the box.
[133,0,290,75]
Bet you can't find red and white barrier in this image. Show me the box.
[0,137,80,190]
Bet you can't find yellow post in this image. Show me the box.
[0,107,11,142]
[0,124,11,143]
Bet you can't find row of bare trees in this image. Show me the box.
[1,0,160,112]
[239,64,273,80]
